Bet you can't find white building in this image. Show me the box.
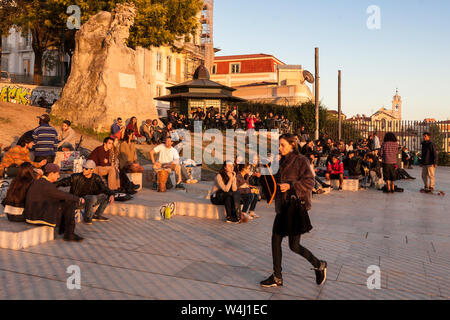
[1,28,64,83]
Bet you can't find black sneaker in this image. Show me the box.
[260,274,283,288]
[132,184,140,190]
[92,215,109,222]
[83,219,93,225]
[338,186,343,191]
[175,183,185,190]
[314,261,327,285]
[63,233,84,242]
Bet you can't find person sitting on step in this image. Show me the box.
[150,136,185,191]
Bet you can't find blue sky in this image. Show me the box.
[213,0,450,120]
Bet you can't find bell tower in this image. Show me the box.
[392,89,402,120]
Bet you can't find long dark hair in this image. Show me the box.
[279,133,299,155]
[3,162,36,205]
[383,132,397,143]
[122,129,134,142]
[218,161,233,185]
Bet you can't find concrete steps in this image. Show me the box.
[0,216,54,250]
[104,188,225,221]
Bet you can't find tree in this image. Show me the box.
[0,0,202,84]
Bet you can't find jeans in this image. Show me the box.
[422,165,436,189]
[240,193,258,213]
[272,233,320,279]
[211,190,241,220]
[79,194,109,221]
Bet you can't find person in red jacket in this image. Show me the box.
[325,154,344,190]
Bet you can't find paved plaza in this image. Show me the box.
[0,166,449,300]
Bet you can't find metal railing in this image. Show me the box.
[320,119,450,153]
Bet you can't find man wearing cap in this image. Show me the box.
[32,114,58,164]
[56,160,114,224]
[25,163,85,242]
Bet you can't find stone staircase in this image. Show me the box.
[0,216,54,250]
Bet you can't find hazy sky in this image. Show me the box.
[213,0,450,120]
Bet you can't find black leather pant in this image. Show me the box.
[272,233,320,279]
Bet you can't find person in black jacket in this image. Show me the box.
[421,132,438,192]
[56,160,115,224]
[25,163,84,242]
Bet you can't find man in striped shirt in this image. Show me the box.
[32,114,58,164]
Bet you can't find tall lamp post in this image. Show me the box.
[338,70,342,140]
[314,47,320,140]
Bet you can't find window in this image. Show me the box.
[274,63,277,71]
[211,64,217,74]
[156,52,162,71]
[156,85,163,97]
[230,63,240,74]
[167,56,172,75]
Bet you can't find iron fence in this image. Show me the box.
[321,119,450,153]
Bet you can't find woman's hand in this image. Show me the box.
[279,183,291,193]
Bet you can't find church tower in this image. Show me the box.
[392,89,402,120]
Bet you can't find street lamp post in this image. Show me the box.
[314,47,320,140]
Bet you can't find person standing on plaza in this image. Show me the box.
[380,132,400,193]
[32,114,58,164]
[420,132,438,193]
[372,132,381,155]
[260,133,327,288]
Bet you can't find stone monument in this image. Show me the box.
[52,3,159,132]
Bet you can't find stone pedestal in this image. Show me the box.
[0,217,54,250]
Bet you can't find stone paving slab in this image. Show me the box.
[0,166,449,300]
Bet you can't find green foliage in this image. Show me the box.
[428,123,445,153]
[0,0,202,81]
[323,120,364,143]
[438,152,450,166]
[237,101,328,135]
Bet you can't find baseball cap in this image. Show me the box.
[37,114,50,122]
[82,159,96,169]
[44,163,60,174]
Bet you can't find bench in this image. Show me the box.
[330,179,359,192]
[0,216,54,250]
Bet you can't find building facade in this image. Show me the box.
[210,54,314,106]
[1,28,63,83]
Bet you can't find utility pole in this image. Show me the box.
[314,47,320,140]
[338,70,342,140]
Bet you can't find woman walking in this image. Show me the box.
[260,133,327,287]
[380,132,400,193]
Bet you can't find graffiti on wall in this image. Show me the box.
[0,85,61,107]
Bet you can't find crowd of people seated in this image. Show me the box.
[295,130,418,195]
[161,108,293,133]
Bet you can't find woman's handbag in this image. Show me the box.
[283,192,313,235]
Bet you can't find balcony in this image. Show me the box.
[1,45,13,53]
[18,43,32,52]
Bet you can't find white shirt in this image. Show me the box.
[153,144,179,164]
